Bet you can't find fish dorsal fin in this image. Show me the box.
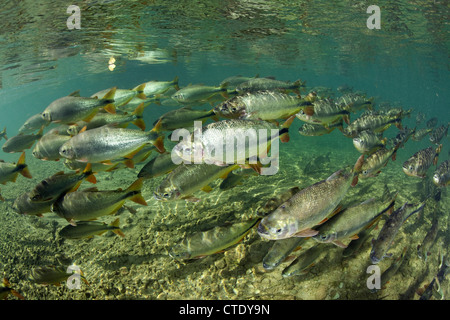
[293,228,319,237]
[201,185,213,193]
[83,187,99,192]
[68,90,81,97]
[332,240,348,248]
[326,169,343,181]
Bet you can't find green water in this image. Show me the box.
[0,1,448,301]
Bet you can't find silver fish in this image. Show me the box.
[2,127,44,153]
[42,88,116,124]
[257,155,364,240]
[59,125,165,165]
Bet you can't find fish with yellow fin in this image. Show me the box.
[257,155,364,240]
[58,218,125,239]
[0,152,32,185]
[28,163,96,202]
[52,179,147,226]
[169,217,260,260]
[41,88,117,124]
[0,278,25,300]
[59,124,165,167]
[90,84,146,107]
[154,163,240,202]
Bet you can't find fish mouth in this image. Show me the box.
[369,253,380,265]
[256,222,273,239]
[153,192,162,201]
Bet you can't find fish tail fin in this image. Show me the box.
[134,83,146,95]
[148,129,165,153]
[101,87,117,102]
[353,154,364,173]
[110,218,125,238]
[294,79,306,89]
[127,178,143,192]
[351,154,365,187]
[132,103,146,130]
[1,127,8,140]
[173,76,180,91]
[126,178,148,206]
[83,163,97,184]
[434,144,442,166]
[103,104,116,115]
[279,115,295,143]
[220,82,229,99]
[151,118,163,133]
[16,152,32,179]
[130,193,148,206]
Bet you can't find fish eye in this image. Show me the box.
[163,193,170,198]
[363,170,368,175]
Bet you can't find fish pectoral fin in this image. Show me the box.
[123,159,135,169]
[153,136,166,153]
[332,240,348,248]
[132,119,146,131]
[113,229,125,238]
[82,110,98,123]
[124,145,147,159]
[129,194,148,206]
[201,185,213,193]
[349,234,359,240]
[85,172,97,184]
[184,196,201,203]
[83,187,99,192]
[293,228,319,237]
[247,163,262,175]
[70,181,83,192]
[103,104,116,114]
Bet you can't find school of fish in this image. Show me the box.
[0,73,448,299]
